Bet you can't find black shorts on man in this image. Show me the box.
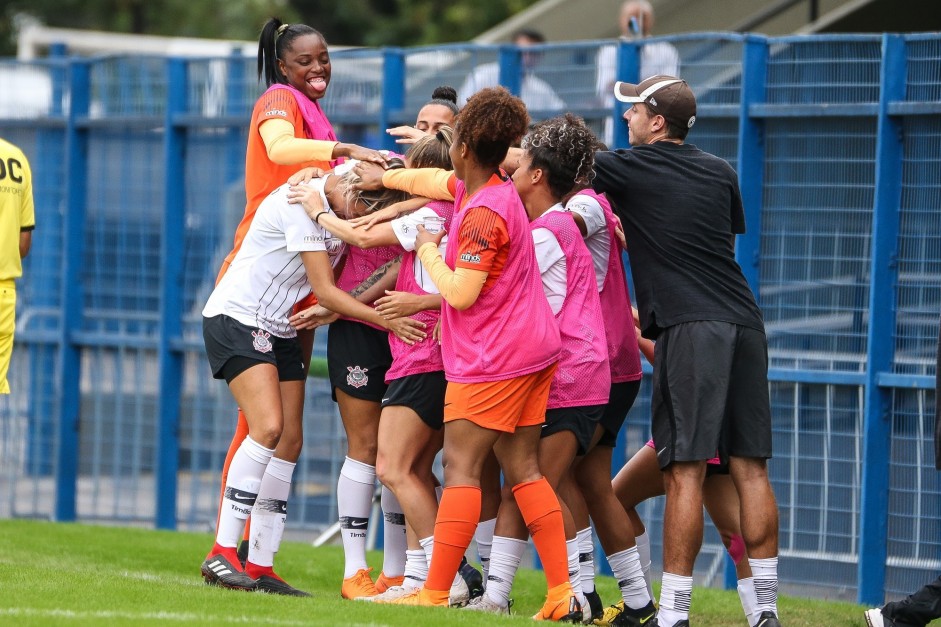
[651,320,772,469]
[542,404,606,456]
[382,370,447,430]
[327,318,392,402]
[203,314,306,383]
[597,380,642,447]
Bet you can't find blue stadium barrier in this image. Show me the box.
[0,32,938,606]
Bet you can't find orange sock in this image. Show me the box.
[513,477,568,589]
[425,485,481,592]
[215,409,251,532]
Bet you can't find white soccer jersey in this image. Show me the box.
[532,204,568,316]
[203,178,345,337]
[565,193,610,292]
[391,206,449,295]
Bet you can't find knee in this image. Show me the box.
[376,455,405,489]
[251,419,283,449]
[348,437,378,465]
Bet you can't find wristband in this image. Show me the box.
[314,210,329,224]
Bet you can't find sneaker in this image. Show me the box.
[341,567,378,600]
[594,601,624,626]
[376,572,405,593]
[864,609,894,627]
[357,585,414,602]
[464,594,511,615]
[201,552,256,591]
[449,557,484,607]
[254,574,311,597]
[584,589,604,623]
[533,583,583,622]
[755,610,782,627]
[612,600,658,627]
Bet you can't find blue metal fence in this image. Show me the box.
[0,32,938,606]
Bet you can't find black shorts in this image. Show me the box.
[327,318,392,402]
[597,380,642,448]
[203,315,306,383]
[541,404,606,456]
[651,320,772,470]
[382,371,447,430]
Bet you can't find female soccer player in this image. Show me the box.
[386,86,460,145]
[352,87,580,621]
[213,17,387,559]
[200,166,425,596]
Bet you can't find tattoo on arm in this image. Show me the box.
[349,256,402,299]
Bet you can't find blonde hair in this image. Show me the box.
[406,126,454,170]
[339,157,410,213]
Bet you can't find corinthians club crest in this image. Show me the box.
[252,329,273,353]
[347,365,368,388]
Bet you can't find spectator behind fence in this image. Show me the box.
[458,29,565,113]
[0,137,34,395]
[596,0,680,145]
[865,319,941,627]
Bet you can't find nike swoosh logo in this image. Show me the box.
[657,446,667,456]
[350,520,367,527]
[381,398,390,403]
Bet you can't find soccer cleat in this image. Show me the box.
[200,552,257,591]
[584,589,604,623]
[755,610,782,627]
[341,567,378,600]
[384,587,449,607]
[254,573,312,597]
[594,600,624,626]
[864,608,893,627]
[357,585,414,602]
[611,600,658,627]
[533,583,583,622]
[375,572,405,593]
[449,556,484,607]
[464,594,511,615]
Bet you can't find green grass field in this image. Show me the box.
[0,519,869,625]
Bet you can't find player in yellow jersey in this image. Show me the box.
[0,137,35,394]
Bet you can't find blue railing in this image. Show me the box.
[0,32,938,606]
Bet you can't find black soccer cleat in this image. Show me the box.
[755,610,782,627]
[254,574,312,597]
[585,588,604,622]
[201,553,257,591]
[612,600,658,627]
[459,556,484,600]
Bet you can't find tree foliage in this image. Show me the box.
[0,0,539,56]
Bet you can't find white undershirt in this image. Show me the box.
[391,207,449,294]
[565,193,609,292]
[531,203,568,316]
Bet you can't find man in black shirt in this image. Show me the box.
[592,76,782,627]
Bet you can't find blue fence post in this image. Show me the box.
[55,58,91,522]
[498,44,522,98]
[155,57,188,530]
[735,35,768,300]
[858,33,906,607]
[380,48,406,153]
[612,40,640,149]
[225,48,245,182]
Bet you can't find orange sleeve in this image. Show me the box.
[453,207,509,289]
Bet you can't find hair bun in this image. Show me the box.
[431,86,458,104]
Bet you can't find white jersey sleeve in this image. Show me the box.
[566,194,609,292]
[532,227,566,316]
[391,207,441,252]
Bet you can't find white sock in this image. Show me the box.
[484,535,527,606]
[608,546,651,609]
[749,557,779,617]
[420,536,435,572]
[577,527,596,594]
[248,456,295,568]
[403,549,427,589]
[657,572,693,626]
[567,537,588,609]
[380,486,407,578]
[475,517,496,585]
[338,457,376,578]
[635,531,654,601]
[216,436,273,548]
[738,576,760,626]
